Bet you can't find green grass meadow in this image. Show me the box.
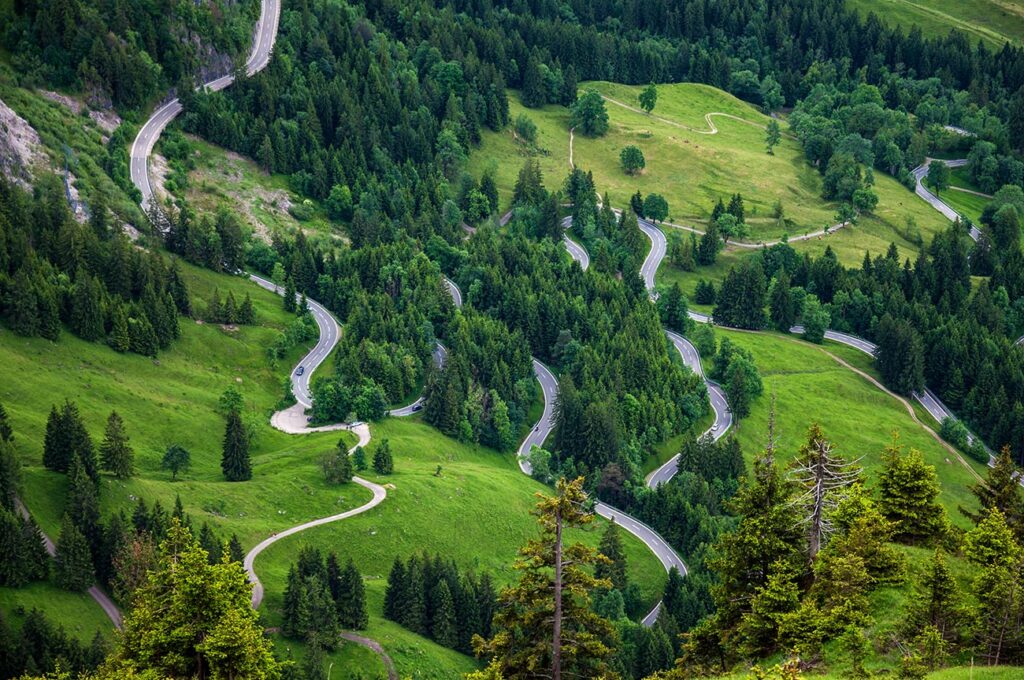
[707,328,985,526]
[847,0,1024,46]
[469,82,951,270]
[251,416,668,677]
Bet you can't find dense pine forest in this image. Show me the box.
[0,0,1023,678]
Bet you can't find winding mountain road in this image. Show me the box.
[130,0,281,208]
[911,158,980,240]
[635,218,1002,482]
[17,0,284,637]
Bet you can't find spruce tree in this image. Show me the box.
[301,639,327,680]
[54,514,94,592]
[282,565,304,638]
[373,439,394,475]
[100,410,134,479]
[207,288,223,323]
[352,446,367,471]
[109,303,131,352]
[223,291,238,324]
[0,508,29,586]
[42,404,66,473]
[221,409,252,481]
[283,278,296,313]
[227,534,244,563]
[595,520,628,592]
[962,446,1024,541]
[402,557,427,635]
[473,478,616,678]
[877,434,947,545]
[769,269,795,332]
[904,549,967,645]
[238,293,255,325]
[383,557,407,622]
[298,575,340,648]
[65,455,101,554]
[337,558,368,630]
[432,579,459,648]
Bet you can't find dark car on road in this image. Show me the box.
[296,366,305,376]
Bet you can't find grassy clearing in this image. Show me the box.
[253,416,668,677]
[0,582,114,643]
[182,134,342,241]
[708,328,984,527]
[469,82,950,265]
[2,259,366,548]
[847,0,1024,46]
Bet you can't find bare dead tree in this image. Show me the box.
[789,424,862,565]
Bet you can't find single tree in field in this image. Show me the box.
[473,477,615,679]
[221,410,251,482]
[788,424,862,565]
[55,514,94,592]
[877,433,947,545]
[619,145,646,175]
[569,90,609,137]
[765,119,781,155]
[927,161,951,195]
[352,446,367,471]
[103,519,282,678]
[320,439,353,484]
[638,83,657,113]
[161,445,191,481]
[100,411,135,479]
[643,193,669,223]
[373,439,394,475]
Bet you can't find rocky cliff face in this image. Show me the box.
[0,97,48,188]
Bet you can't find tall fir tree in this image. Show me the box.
[373,439,394,475]
[473,478,616,679]
[432,579,459,648]
[100,411,134,479]
[221,409,252,482]
[54,514,94,592]
[337,558,367,630]
[877,434,947,545]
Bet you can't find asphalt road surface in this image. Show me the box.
[912,159,979,240]
[250,273,339,407]
[130,0,281,208]
[516,359,559,475]
[387,343,447,417]
[637,218,667,297]
[647,331,733,488]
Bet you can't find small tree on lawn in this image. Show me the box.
[643,194,669,223]
[352,446,367,471]
[638,83,657,114]
[320,439,353,484]
[221,410,252,482]
[162,445,191,481]
[619,146,645,175]
[569,90,609,137]
[373,440,394,475]
[927,162,951,195]
[765,119,781,155]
